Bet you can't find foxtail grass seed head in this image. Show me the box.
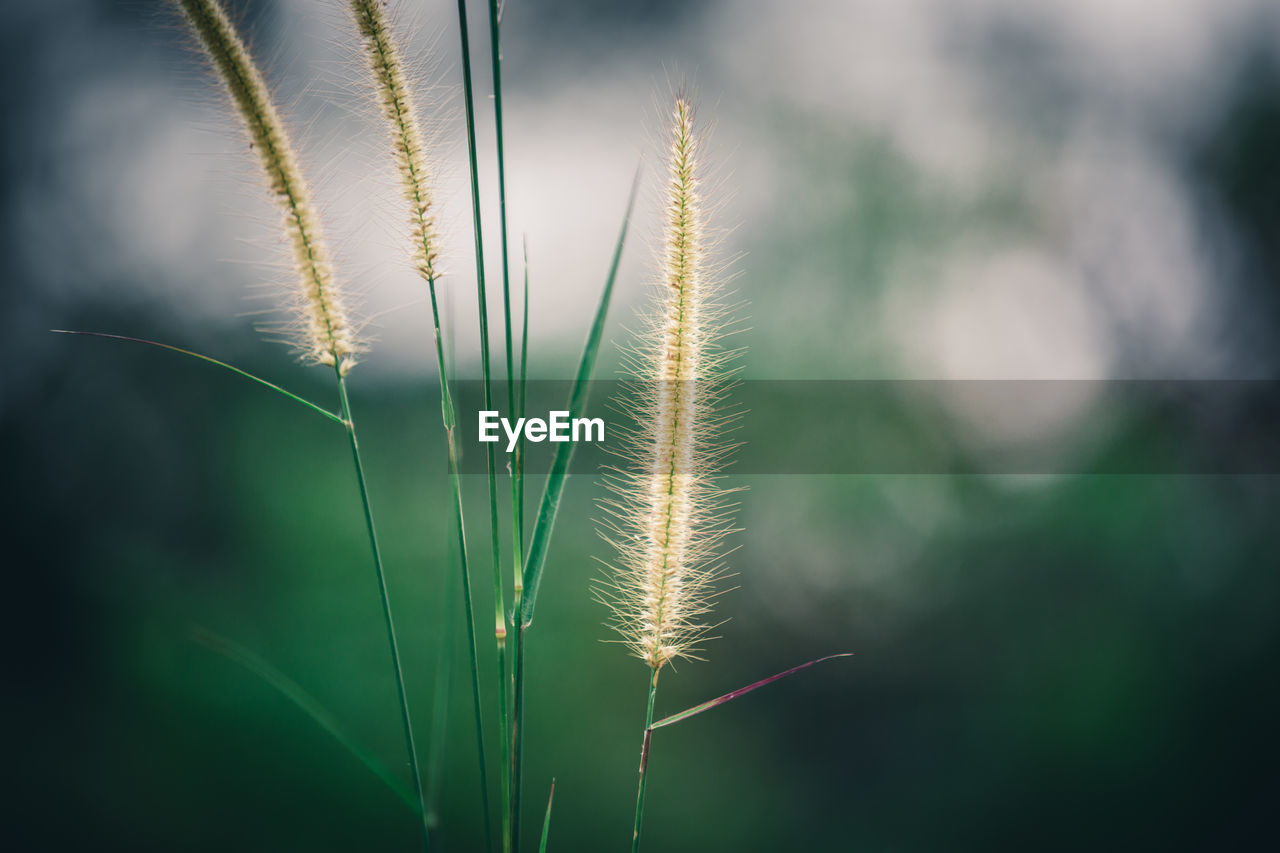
[347,0,441,282]
[599,94,738,672]
[176,0,360,373]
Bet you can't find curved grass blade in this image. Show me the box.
[189,624,419,813]
[538,779,556,853]
[519,169,641,628]
[51,330,344,425]
[649,653,853,731]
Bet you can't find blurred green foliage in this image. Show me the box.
[8,314,1278,851]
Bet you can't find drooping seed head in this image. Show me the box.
[346,0,441,283]
[176,0,360,373]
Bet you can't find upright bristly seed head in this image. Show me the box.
[176,0,359,373]
[599,93,737,672]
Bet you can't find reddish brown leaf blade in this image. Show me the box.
[649,653,853,730]
[538,778,556,853]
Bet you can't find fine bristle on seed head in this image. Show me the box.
[176,0,360,373]
[597,92,740,672]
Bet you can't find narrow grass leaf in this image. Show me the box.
[511,237,531,853]
[538,779,556,853]
[455,3,507,846]
[649,653,853,730]
[486,0,517,432]
[52,330,344,424]
[519,170,641,628]
[517,235,530,533]
[189,624,419,812]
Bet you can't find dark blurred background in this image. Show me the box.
[5,0,1280,850]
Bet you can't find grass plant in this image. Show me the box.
[62,2,849,849]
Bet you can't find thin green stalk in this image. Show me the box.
[485,0,521,637]
[496,639,512,853]
[424,555,457,842]
[511,239,529,853]
[454,0,504,622]
[516,238,529,547]
[453,451,498,853]
[455,1,512,850]
[427,279,496,853]
[631,667,660,853]
[335,369,429,850]
[485,35,524,852]
[487,0,515,419]
[506,602,520,853]
[512,622,526,850]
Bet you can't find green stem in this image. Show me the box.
[335,370,429,851]
[484,26,523,848]
[455,469,497,853]
[424,553,457,842]
[511,241,529,853]
[455,2,511,849]
[516,239,529,549]
[427,278,496,853]
[631,667,660,853]
[488,0,515,423]
[512,621,526,851]
[497,638,512,853]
